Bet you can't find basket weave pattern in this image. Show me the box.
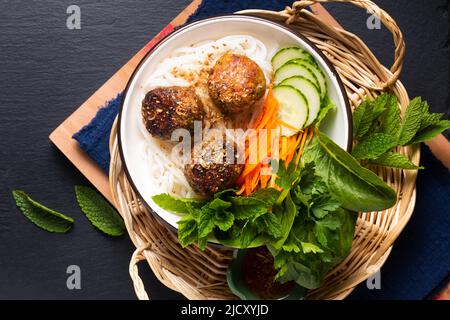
[109,0,420,300]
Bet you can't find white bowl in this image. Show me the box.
[118,15,352,231]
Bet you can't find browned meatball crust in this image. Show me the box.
[208,53,266,114]
[185,134,244,196]
[141,86,204,140]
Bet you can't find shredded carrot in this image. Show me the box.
[235,85,314,196]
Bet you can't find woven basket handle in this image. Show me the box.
[129,245,150,300]
[286,0,405,89]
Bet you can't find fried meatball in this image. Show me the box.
[185,133,244,196]
[208,53,266,114]
[141,86,204,140]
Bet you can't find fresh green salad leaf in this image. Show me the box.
[374,93,401,138]
[13,190,74,233]
[75,186,126,236]
[303,129,397,212]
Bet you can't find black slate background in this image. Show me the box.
[0,0,448,299]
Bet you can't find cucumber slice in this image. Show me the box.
[290,59,327,99]
[280,76,321,126]
[274,62,320,93]
[272,85,309,136]
[271,47,313,70]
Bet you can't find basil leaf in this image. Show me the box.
[303,129,397,212]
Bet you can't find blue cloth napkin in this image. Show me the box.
[72,0,449,299]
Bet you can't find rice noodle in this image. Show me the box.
[139,35,273,198]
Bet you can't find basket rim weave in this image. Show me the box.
[109,0,420,300]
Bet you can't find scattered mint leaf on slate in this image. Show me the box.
[12,190,74,233]
[75,186,126,236]
[351,132,397,160]
[369,152,423,170]
[397,97,425,145]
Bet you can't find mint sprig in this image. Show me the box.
[352,93,450,169]
[75,186,126,236]
[12,190,74,233]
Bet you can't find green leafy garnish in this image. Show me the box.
[303,128,397,212]
[12,190,74,233]
[352,94,450,169]
[75,186,126,237]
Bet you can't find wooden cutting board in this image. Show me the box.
[48,0,339,203]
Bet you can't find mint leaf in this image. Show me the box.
[260,213,283,238]
[250,188,281,205]
[369,152,423,170]
[212,210,234,231]
[197,210,215,238]
[230,196,269,220]
[152,194,203,214]
[351,133,397,160]
[177,215,198,248]
[397,97,425,145]
[375,94,401,138]
[408,120,450,144]
[353,98,386,139]
[12,190,74,233]
[75,186,125,236]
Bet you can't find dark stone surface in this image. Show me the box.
[0,0,448,299]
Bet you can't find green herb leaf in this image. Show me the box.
[375,94,401,138]
[351,133,397,160]
[397,97,425,145]
[316,96,336,126]
[12,190,74,233]
[369,152,423,170]
[273,160,299,190]
[300,242,324,254]
[353,98,386,140]
[212,210,234,231]
[407,120,450,144]
[152,194,204,214]
[230,196,269,220]
[303,129,397,212]
[250,188,281,205]
[311,196,341,219]
[259,213,283,238]
[75,186,125,236]
[271,193,297,249]
[177,215,198,248]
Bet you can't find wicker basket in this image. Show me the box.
[108,0,420,300]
